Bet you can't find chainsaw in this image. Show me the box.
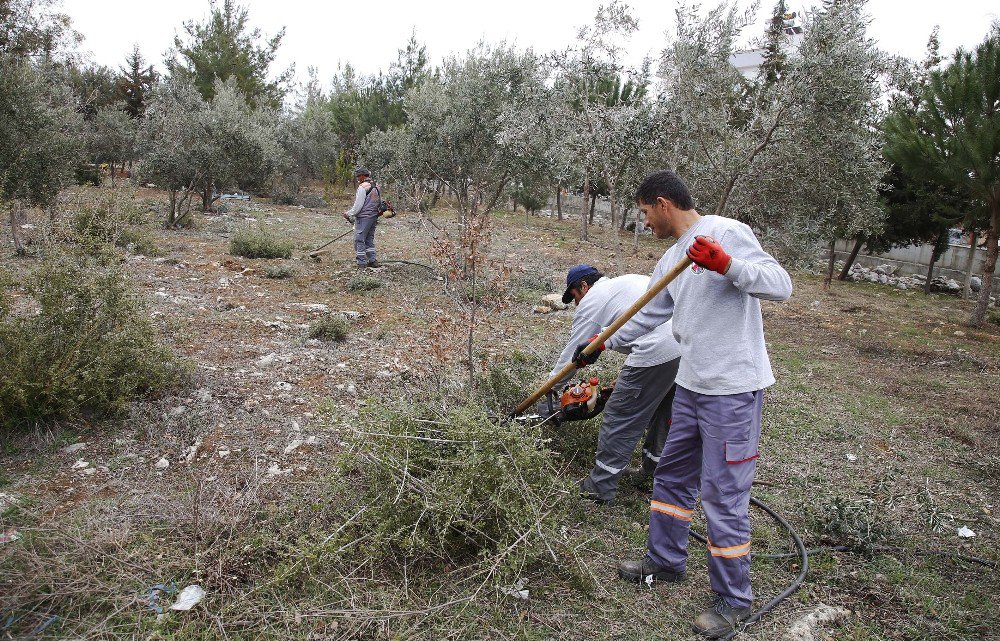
[516,376,615,426]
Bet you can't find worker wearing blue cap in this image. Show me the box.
[549,264,681,504]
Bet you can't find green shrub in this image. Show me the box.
[308,315,349,342]
[347,272,382,292]
[338,399,575,580]
[229,224,292,259]
[70,188,159,256]
[0,255,186,428]
[263,263,295,279]
[810,496,892,552]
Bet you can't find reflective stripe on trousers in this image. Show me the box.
[644,385,763,609]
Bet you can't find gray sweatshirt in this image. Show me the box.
[607,215,792,395]
[345,182,380,219]
[549,275,680,385]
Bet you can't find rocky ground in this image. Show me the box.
[1,185,999,640]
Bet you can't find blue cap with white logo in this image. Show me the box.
[562,264,601,304]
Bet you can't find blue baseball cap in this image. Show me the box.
[562,264,601,304]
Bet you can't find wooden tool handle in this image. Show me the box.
[512,254,693,416]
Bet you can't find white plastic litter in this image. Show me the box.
[957,526,976,538]
[170,585,205,611]
[502,579,529,601]
[846,454,857,462]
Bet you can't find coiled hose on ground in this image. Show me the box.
[687,496,997,639]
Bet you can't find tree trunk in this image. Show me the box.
[923,256,936,295]
[9,202,26,255]
[837,237,864,280]
[581,176,590,241]
[609,182,621,274]
[556,186,562,220]
[969,207,998,326]
[588,192,597,224]
[962,231,978,300]
[201,183,213,213]
[633,207,641,252]
[823,238,836,289]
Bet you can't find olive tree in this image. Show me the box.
[656,0,885,267]
[87,106,138,186]
[141,77,284,223]
[139,77,210,226]
[1,56,82,253]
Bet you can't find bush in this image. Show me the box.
[69,188,159,256]
[263,263,295,279]
[809,496,892,552]
[0,255,186,428]
[308,315,349,342]
[347,272,382,292]
[229,224,293,259]
[338,398,575,581]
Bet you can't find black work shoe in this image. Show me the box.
[368,260,383,268]
[692,594,752,638]
[619,466,652,488]
[617,557,686,584]
[579,477,614,506]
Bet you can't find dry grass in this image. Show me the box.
[1,186,998,640]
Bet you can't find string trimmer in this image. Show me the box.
[306,203,398,259]
[511,255,693,417]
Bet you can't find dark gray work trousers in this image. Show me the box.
[583,357,679,501]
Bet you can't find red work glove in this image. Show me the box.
[687,235,732,275]
[572,334,605,368]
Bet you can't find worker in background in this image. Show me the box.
[574,170,792,638]
[342,166,385,269]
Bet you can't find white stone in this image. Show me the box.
[540,294,568,311]
[155,457,170,470]
[61,442,87,454]
[71,459,89,470]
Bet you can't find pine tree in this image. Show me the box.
[885,25,1000,325]
[165,0,292,109]
[759,0,788,87]
[117,45,157,119]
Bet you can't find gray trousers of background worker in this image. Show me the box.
[583,357,680,501]
[354,215,378,265]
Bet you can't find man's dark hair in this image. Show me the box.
[572,271,603,291]
[636,170,695,210]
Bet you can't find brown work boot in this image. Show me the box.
[692,594,752,638]
[617,557,685,584]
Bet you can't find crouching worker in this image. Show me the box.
[549,264,681,505]
[574,170,792,638]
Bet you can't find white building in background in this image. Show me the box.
[729,10,806,79]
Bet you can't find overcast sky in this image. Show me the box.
[63,0,999,92]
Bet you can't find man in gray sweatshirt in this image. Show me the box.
[574,170,792,638]
[548,264,681,504]
[342,166,384,268]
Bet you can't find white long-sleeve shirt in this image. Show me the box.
[549,275,680,385]
[607,215,792,395]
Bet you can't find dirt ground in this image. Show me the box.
[1,185,998,640]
